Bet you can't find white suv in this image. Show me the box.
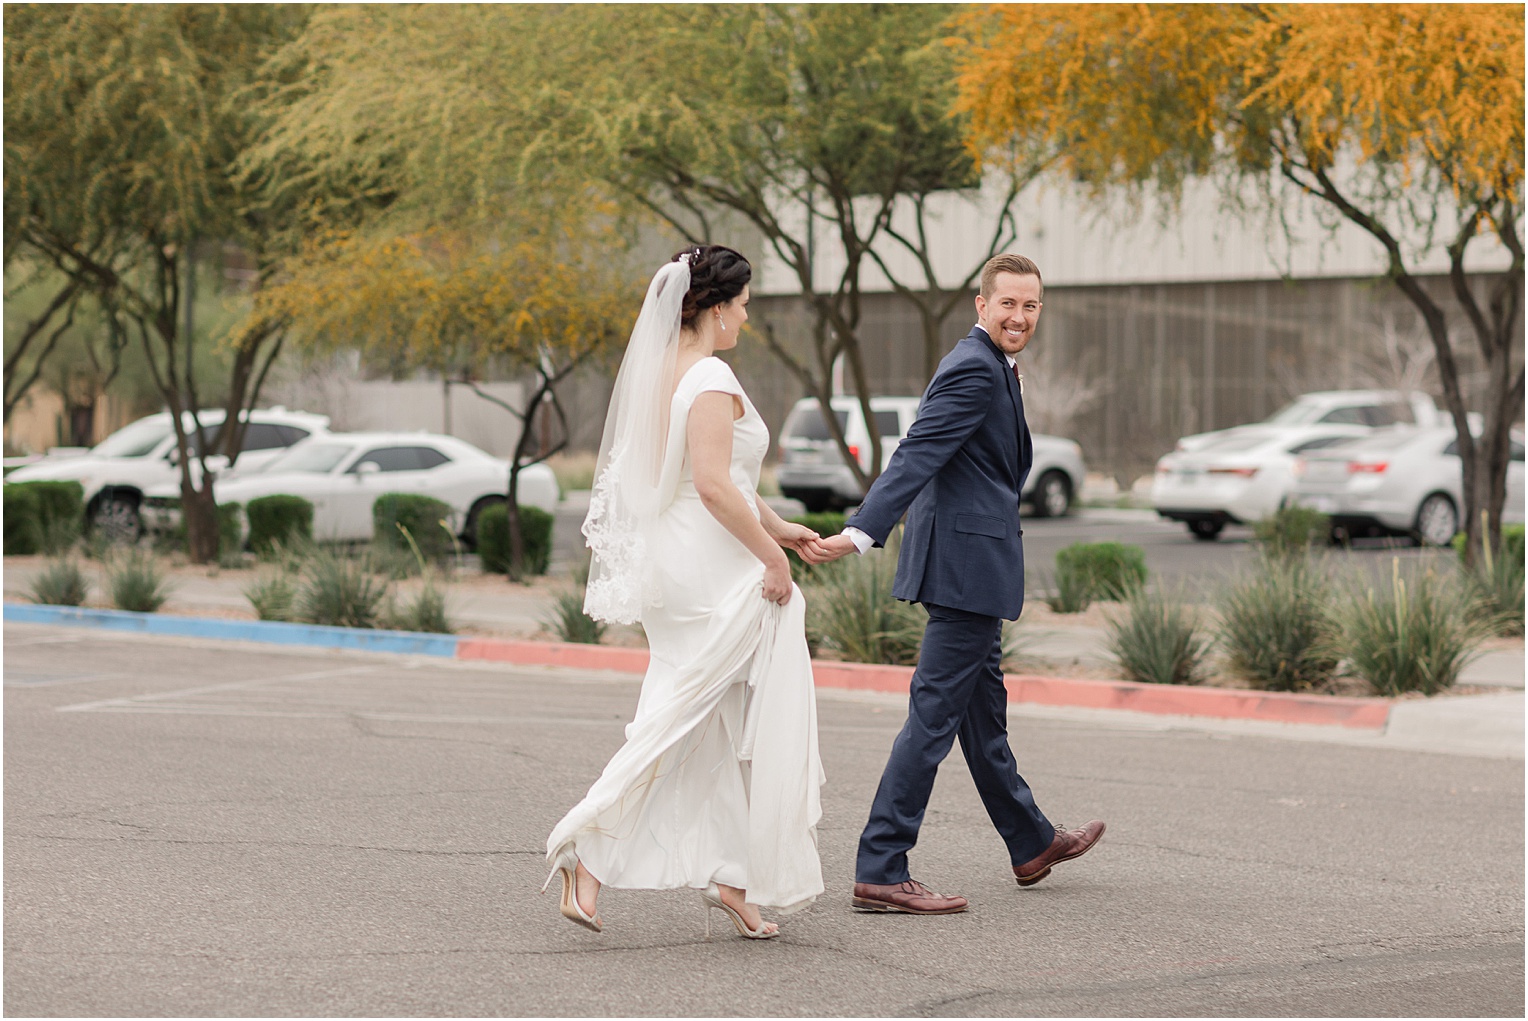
[775,395,1086,516]
[4,407,331,541]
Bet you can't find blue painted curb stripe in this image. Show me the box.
[4,603,460,658]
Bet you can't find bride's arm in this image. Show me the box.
[688,391,794,604]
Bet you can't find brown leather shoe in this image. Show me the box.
[852,879,968,914]
[1013,820,1106,887]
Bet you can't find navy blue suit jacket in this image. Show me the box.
[844,327,1032,620]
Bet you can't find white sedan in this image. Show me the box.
[1152,425,1369,540]
[1174,389,1441,452]
[1287,426,1525,545]
[141,431,560,550]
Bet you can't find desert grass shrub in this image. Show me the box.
[295,550,386,628]
[1042,564,1094,613]
[546,450,599,492]
[383,582,455,634]
[1334,561,1491,696]
[27,557,89,606]
[243,571,297,621]
[476,503,554,576]
[804,547,926,666]
[1253,505,1331,561]
[543,586,606,644]
[106,548,172,612]
[247,495,314,557]
[1453,520,1525,637]
[1055,542,1147,601]
[4,485,43,555]
[1105,586,1210,685]
[1467,539,1525,637]
[1217,559,1338,691]
[999,619,1032,672]
[786,511,847,582]
[372,493,455,563]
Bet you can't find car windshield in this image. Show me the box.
[262,441,355,474]
[1200,432,1274,453]
[1332,431,1422,454]
[788,407,851,441]
[91,419,173,457]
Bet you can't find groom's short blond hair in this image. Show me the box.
[980,254,1043,299]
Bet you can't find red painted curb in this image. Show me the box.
[455,636,1393,730]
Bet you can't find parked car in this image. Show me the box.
[140,431,559,550]
[4,407,331,542]
[1174,390,1441,452]
[774,395,1086,516]
[1287,425,1526,545]
[1151,425,1374,540]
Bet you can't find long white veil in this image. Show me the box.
[581,258,689,624]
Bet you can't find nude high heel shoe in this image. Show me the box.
[541,850,602,932]
[701,882,780,940]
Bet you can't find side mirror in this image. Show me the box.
[355,461,380,479]
[203,454,230,473]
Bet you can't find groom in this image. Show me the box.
[815,254,1104,914]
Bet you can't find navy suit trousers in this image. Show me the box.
[855,602,1054,884]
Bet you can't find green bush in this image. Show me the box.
[785,511,847,581]
[296,550,386,628]
[542,586,606,644]
[1253,505,1330,561]
[106,548,172,613]
[1217,559,1338,691]
[476,503,553,576]
[243,571,297,621]
[372,492,456,562]
[1055,541,1147,602]
[27,557,89,606]
[4,485,43,555]
[1452,523,1527,564]
[247,495,314,556]
[1333,562,1490,696]
[18,480,85,553]
[1105,586,1210,685]
[804,540,926,666]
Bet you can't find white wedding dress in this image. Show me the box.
[546,357,825,912]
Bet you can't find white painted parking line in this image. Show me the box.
[56,664,381,714]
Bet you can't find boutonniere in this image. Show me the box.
[1016,373,1024,395]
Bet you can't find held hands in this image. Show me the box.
[767,521,851,565]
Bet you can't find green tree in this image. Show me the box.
[4,4,307,561]
[953,3,1524,562]
[248,4,1049,495]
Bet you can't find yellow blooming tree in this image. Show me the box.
[953,3,1524,559]
[251,217,636,578]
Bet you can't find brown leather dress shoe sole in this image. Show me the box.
[852,894,968,915]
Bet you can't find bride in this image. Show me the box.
[543,245,832,940]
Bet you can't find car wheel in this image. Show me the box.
[1413,493,1458,547]
[1188,519,1224,541]
[1029,470,1072,518]
[463,496,505,553]
[90,495,141,544]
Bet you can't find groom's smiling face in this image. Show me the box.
[975,272,1043,355]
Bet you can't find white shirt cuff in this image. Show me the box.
[841,526,873,554]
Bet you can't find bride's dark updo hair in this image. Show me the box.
[672,245,751,329]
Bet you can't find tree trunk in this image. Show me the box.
[180,476,220,563]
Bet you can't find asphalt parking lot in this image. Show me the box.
[6,625,1522,1017]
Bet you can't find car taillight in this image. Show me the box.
[1347,461,1389,474]
[1207,467,1258,478]
[848,444,860,463]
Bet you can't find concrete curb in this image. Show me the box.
[6,602,1396,730]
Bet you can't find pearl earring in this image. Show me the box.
[716,310,726,332]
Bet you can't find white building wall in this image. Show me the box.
[756,170,1515,295]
